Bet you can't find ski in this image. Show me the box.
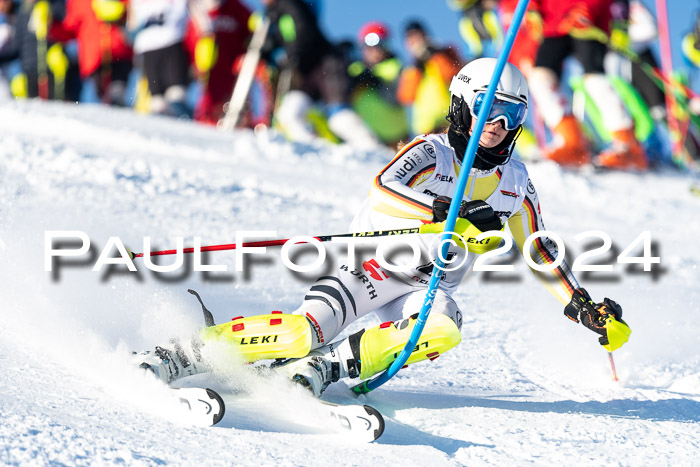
[314,400,385,442]
[164,384,384,441]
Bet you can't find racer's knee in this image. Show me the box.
[293,300,342,349]
[388,289,463,330]
[432,292,464,330]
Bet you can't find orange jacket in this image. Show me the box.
[397,48,461,106]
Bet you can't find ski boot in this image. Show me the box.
[135,338,206,384]
[280,339,358,397]
[542,115,591,167]
[594,128,649,170]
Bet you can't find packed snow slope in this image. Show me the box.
[1,100,699,466]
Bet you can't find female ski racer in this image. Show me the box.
[139,58,631,396]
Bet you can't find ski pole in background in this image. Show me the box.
[351,0,532,395]
[605,40,699,102]
[30,1,51,99]
[655,0,687,165]
[608,352,619,382]
[219,15,271,131]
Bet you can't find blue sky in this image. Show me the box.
[245,0,697,84]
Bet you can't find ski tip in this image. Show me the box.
[362,405,385,441]
[205,388,226,425]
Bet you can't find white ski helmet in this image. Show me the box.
[447,57,529,167]
[449,57,528,131]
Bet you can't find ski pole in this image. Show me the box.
[610,42,698,101]
[219,15,271,130]
[577,23,697,166]
[608,351,619,382]
[128,227,423,259]
[352,0,532,395]
[655,0,686,163]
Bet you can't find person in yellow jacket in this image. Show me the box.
[348,21,409,145]
[136,58,630,398]
[397,20,464,136]
[682,12,700,69]
[683,13,700,120]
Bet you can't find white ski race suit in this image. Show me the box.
[292,133,580,348]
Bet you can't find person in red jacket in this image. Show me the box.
[524,0,648,169]
[184,0,251,125]
[52,0,132,106]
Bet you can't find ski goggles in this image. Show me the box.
[470,91,527,130]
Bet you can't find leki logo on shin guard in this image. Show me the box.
[394,341,429,358]
[239,335,279,345]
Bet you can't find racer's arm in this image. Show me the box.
[369,138,439,222]
[507,180,579,305]
[508,179,631,350]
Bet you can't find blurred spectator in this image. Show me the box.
[184,0,251,125]
[262,0,380,149]
[681,11,700,161]
[397,19,463,135]
[685,13,700,142]
[0,0,18,99]
[347,21,408,145]
[623,0,665,121]
[499,0,543,75]
[682,12,700,70]
[526,0,648,169]
[52,0,132,106]
[13,0,79,100]
[448,0,502,59]
[128,0,190,117]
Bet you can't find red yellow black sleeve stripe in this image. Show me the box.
[521,197,576,295]
[407,164,436,187]
[373,139,434,214]
[378,139,426,177]
[372,176,434,213]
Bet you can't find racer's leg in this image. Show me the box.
[282,280,463,396]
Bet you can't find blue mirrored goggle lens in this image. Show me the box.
[471,92,527,130]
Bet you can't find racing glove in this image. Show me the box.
[564,288,631,351]
[432,197,502,231]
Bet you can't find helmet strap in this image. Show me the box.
[446,95,472,137]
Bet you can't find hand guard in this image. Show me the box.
[564,288,630,351]
[432,197,502,232]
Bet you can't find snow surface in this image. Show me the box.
[1,100,699,466]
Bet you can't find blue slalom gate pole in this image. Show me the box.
[352,0,532,395]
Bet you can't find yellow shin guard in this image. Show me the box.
[199,313,312,362]
[355,313,462,380]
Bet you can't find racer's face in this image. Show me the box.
[470,119,508,148]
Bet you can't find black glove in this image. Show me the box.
[564,288,623,346]
[432,196,502,232]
